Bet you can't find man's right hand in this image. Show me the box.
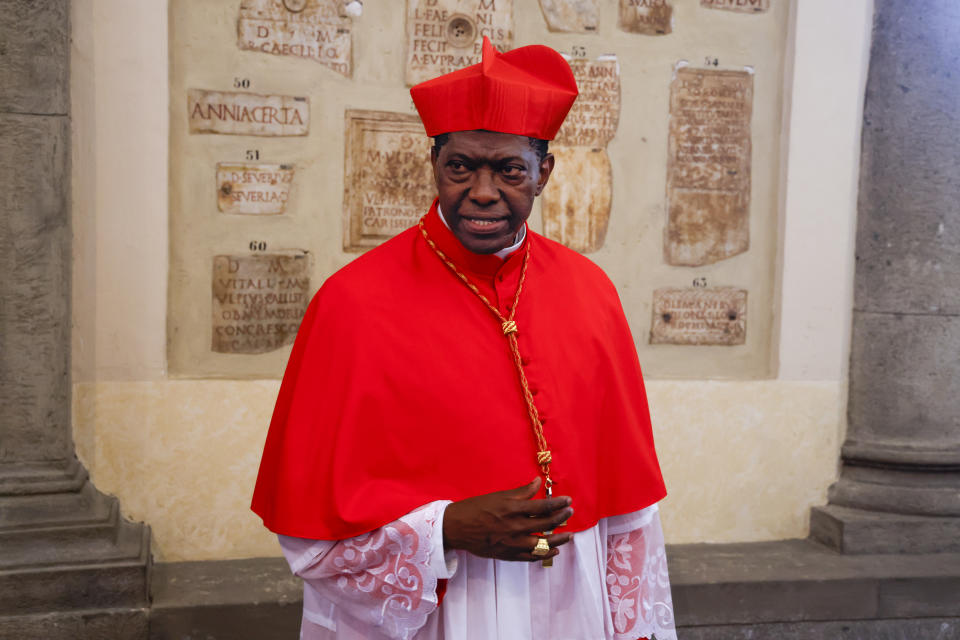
[442,477,574,562]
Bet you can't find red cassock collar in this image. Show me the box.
[251,202,666,539]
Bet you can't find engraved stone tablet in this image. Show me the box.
[543,57,619,253]
[538,0,598,33]
[212,254,310,354]
[217,163,295,215]
[666,67,753,266]
[619,0,673,35]
[188,89,309,137]
[343,110,436,251]
[553,56,620,148]
[405,0,514,86]
[542,147,611,253]
[237,0,353,76]
[701,0,768,13]
[649,287,747,345]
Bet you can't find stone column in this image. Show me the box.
[811,0,960,554]
[0,1,150,637]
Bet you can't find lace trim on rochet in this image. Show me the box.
[606,509,677,640]
[322,501,444,640]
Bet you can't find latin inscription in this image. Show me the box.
[212,254,310,354]
[405,0,514,86]
[237,0,353,76]
[666,66,753,266]
[553,57,620,148]
[543,57,619,253]
[217,163,295,215]
[538,0,598,33]
[619,0,673,35]
[649,287,747,345]
[188,89,309,137]
[343,110,436,251]
[701,0,769,13]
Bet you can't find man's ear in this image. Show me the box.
[534,153,555,196]
[431,146,440,185]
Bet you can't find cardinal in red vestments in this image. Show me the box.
[252,36,676,640]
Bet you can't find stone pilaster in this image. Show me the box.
[0,1,150,637]
[811,0,960,554]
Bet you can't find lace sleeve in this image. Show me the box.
[605,506,677,640]
[279,500,452,640]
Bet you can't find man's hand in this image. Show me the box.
[442,477,574,562]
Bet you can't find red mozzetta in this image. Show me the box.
[251,202,666,539]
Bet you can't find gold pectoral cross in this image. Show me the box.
[541,482,566,567]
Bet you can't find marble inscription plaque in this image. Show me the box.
[237,0,353,76]
[343,110,436,250]
[619,0,673,35]
[543,57,619,253]
[188,89,309,137]
[217,163,295,215]
[649,287,746,345]
[554,57,620,148]
[405,0,514,86]
[666,67,753,266]
[212,254,310,354]
[701,0,769,13]
[538,0,598,33]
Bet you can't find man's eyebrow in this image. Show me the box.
[446,152,526,164]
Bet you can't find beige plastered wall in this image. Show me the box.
[71,0,874,562]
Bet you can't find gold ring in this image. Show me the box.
[532,537,550,557]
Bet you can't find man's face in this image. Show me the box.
[431,130,554,255]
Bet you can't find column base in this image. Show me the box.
[829,445,960,517]
[812,442,960,554]
[0,458,86,495]
[810,504,960,554]
[0,459,151,621]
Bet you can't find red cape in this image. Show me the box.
[251,203,666,539]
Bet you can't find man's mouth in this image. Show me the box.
[461,215,510,235]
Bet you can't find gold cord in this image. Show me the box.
[418,219,554,489]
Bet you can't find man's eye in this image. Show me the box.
[448,161,467,171]
[501,165,524,176]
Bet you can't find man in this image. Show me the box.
[252,37,676,640]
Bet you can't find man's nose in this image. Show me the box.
[469,168,500,205]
